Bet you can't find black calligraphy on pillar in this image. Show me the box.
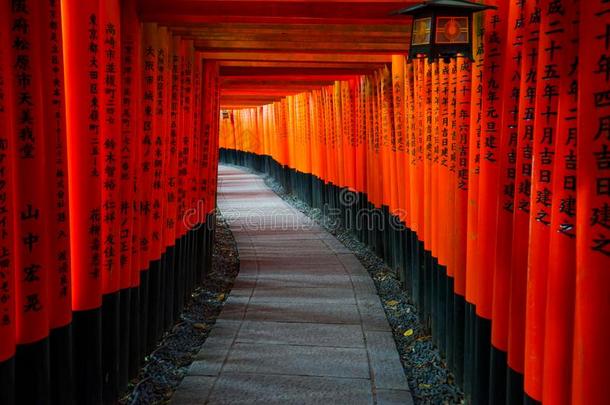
[140,38,155,256]
[449,61,458,176]
[515,3,542,215]
[89,13,101,279]
[166,44,179,235]
[501,0,526,214]
[457,59,471,191]
[120,36,134,269]
[152,44,165,247]
[0,18,13,330]
[533,0,565,227]
[588,1,610,256]
[102,21,118,275]
[441,62,450,169]
[48,0,70,298]
[12,0,45,318]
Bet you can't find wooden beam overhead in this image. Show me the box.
[220,95,284,106]
[220,76,334,87]
[169,26,410,42]
[218,61,385,69]
[221,89,320,96]
[181,33,409,45]
[172,30,408,41]
[220,66,378,77]
[198,52,393,63]
[221,105,269,109]
[168,22,410,35]
[147,15,410,25]
[139,1,415,25]
[222,78,337,84]
[193,39,405,54]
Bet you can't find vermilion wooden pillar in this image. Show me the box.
[173,38,187,321]
[147,25,168,350]
[391,56,409,287]
[9,2,52,403]
[61,0,104,402]
[0,1,16,402]
[491,2,523,403]
[408,57,424,340]
[573,1,610,404]
[158,28,175,334]
[208,61,221,219]
[183,39,193,291]
[524,2,566,402]
[191,52,202,283]
[40,0,74,403]
[507,1,540,401]
[464,13,484,400]
[453,55,471,389]
[99,0,122,402]
[542,1,579,403]
[117,1,140,392]
[120,0,142,381]
[167,35,182,326]
[429,59,439,349]
[139,22,158,359]
[475,2,508,404]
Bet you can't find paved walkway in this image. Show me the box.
[172,165,412,405]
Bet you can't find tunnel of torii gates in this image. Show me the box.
[0,0,609,404]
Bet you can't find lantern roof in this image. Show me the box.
[392,0,496,15]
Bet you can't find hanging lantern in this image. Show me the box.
[393,0,496,61]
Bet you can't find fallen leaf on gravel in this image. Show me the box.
[216,293,226,301]
[403,329,414,337]
[193,323,207,330]
[386,300,399,307]
[419,383,432,389]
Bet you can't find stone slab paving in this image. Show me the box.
[172,165,413,405]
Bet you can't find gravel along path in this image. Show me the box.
[263,174,464,405]
[120,214,240,405]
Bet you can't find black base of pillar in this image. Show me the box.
[489,346,507,405]
[0,356,15,405]
[453,294,466,388]
[524,394,542,405]
[431,258,439,347]
[423,251,433,330]
[463,302,475,403]
[16,338,51,405]
[118,288,131,395]
[507,366,525,405]
[139,269,150,366]
[102,291,120,404]
[50,323,74,405]
[157,253,167,339]
[473,315,492,405]
[173,237,184,322]
[73,308,103,405]
[147,259,161,352]
[164,245,176,330]
[128,286,141,380]
[444,273,454,368]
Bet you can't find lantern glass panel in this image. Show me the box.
[412,17,432,45]
[435,16,469,44]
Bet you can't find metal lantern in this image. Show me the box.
[393,0,496,61]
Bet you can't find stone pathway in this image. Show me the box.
[172,165,413,405]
